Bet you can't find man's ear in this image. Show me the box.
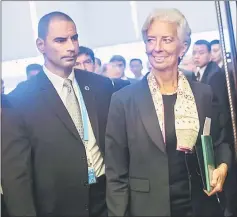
[36,38,45,54]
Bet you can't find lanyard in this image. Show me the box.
[75,82,96,168]
[76,82,89,141]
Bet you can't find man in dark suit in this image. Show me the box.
[210,39,237,217]
[210,39,234,73]
[210,39,236,105]
[1,11,113,217]
[16,64,43,90]
[193,40,232,144]
[111,78,130,92]
[192,40,228,107]
[194,40,237,217]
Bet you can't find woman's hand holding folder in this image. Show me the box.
[204,163,228,196]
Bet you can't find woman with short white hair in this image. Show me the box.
[105,8,231,216]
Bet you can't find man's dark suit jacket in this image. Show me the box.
[1,94,9,217]
[105,74,232,216]
[220,62,236,116]
[1,69,113,216]
[220,62,237,216]
[112,78,130,92]
[200,61,233,150]
[201,61,228,107]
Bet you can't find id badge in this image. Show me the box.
[88,167,97,184]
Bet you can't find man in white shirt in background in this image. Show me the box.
[2,11,113,217]
[129,58,144,83]
[94,57,102,75]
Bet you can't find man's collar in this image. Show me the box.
[43,65,74,93]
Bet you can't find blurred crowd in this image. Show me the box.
[1,39,234,97]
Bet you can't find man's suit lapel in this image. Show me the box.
[134,76,166,153]
[201,64,209,83]
[36,71,82,141]
[75,71,100,146]
[201,62,215,84]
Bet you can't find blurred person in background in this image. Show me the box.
[192,40,228,106]
[192,40,219,82]
[101,63,122,79]
[101,63,130,92]
[105,8,231,217]
[74,46,95,72]
[129,58,144,83]
[210,39,234,88]
[179,55,197,81]
[210,39,223,68]
[109,55,127,80]
[15,64,42,90]
[179,55,197,73]
[26,64,42,80]
[94,57,102,74]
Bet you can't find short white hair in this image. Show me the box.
[142,8,191,48]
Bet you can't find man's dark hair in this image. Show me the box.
[194,40,211,52]
[38,11,74,39]
[130,58,142,65]
[95,57,102,66]
[110,55,126,67]
[26,64,42,76]
[210,39,220,47]
[78,46,95,63]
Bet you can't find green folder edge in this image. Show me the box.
[201,135,215,193]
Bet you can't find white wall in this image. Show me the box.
[82,1,137,48]
[34,1,89,45]
[2,1,38,61]
[2,1,236,62]
[136,1,220,37]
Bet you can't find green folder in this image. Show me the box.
[201,135,215,193]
